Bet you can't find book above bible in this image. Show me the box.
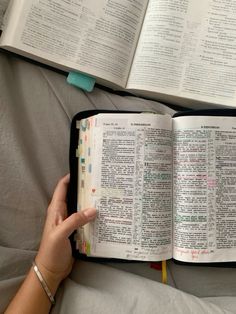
[1,0,236,109]
[68,110,236,263]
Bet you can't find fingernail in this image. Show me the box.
[83,208,97,219]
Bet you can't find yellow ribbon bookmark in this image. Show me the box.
[162,260,167,284]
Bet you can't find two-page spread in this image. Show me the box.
[72,111,236,263]
[1,0,236,108]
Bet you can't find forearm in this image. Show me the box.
[5,263,61,314]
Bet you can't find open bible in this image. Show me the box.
[1,0,236,108]
[69,110,236,263]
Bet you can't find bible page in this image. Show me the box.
[127,0,236,107]
[0,0,148,88]
[77,113,173,261]
[173,115,236,263]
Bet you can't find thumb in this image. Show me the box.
[58,208,97,238]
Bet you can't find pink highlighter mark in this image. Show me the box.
[207,178,216,188]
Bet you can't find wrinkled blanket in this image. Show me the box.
[0,50,236,313]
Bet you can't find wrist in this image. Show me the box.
[34,258,63,295]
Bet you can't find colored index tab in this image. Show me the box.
[86,242,91,255]
[67,71,96,92]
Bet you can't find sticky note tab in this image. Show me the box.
[86,242,91,255]
[82,241,86,253]
[67,71,96,92]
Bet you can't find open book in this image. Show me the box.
[69,110,236,263]
[1,0,236,109]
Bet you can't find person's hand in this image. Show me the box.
[35,174,96,286]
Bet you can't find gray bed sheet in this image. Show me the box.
[0,50,236,313]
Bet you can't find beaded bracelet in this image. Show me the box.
[32,261,56,305]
